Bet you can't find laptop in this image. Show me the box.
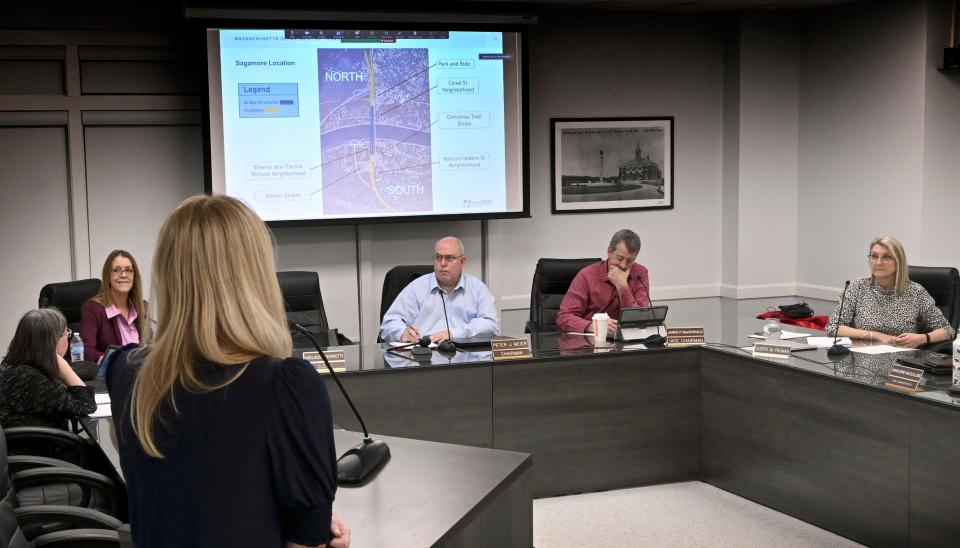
[615,306,669,342]
[85,344,120,394]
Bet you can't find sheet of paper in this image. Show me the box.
[748,330,808,340]
[806,336,852,348]
[94,393,111,404]
[850,345,906,355]
[621,343,648,351]
[620,326,662,341]
[390,341,438,348]
[90,403,112,419]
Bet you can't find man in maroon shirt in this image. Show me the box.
[556,229,651,336]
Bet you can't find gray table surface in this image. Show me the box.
[331,430,532,548]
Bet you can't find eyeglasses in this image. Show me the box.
[432,254,463,264]
[867,254,895,264]
[63,328,72,339]
[111,267,135,276]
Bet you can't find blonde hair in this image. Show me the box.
[870,236,909,296]
[93,250,148,336]
[132,195,291,457]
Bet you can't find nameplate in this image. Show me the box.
[491,338,532,361]
[303,349,346,373]
[884,363,923,393]
[753,343,792,359]
[666,327,705,347]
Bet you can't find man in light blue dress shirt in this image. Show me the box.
[380,236,499,343]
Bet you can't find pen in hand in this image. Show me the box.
[402,318,421,341]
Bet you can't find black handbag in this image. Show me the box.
[779,302,814,319]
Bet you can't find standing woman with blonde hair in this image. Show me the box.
[825,236,955,348]
[80,249,147,363]
[107,195,349,548]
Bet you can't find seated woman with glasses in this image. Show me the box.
[80,249,147,363]
[0,308,97,429]
[825,236,955,348]
[107,195,349,547]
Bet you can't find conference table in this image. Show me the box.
[94,403,532,548]
[310,297,960,548]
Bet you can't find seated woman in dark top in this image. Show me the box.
[108,194,349,548]
[0,308,97,429]
[80,249,147,363]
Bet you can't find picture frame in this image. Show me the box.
[551,117,674,214]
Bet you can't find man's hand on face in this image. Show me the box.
[607,265,630,292]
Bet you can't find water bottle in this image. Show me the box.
[952,337,960,393]
[70,333,84,363]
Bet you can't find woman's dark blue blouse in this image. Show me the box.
[107,348,337,547]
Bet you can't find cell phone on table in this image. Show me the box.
[98,344,121,380]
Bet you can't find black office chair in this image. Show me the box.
[4,427,127,522]
[1,426,124,547]
[37,280,102,336]
[379,265,434,326]
[276,271,352,348]
[525,258,598,333]
[908,265,960,354]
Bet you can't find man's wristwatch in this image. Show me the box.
[924,333,931,345]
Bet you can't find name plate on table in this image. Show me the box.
[884,363,923,393]
[666,327,705,347]
[491,338,532,361]
[753,343,792,359]
[303,349,346,373]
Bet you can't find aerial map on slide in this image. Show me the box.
[317,48,433,214]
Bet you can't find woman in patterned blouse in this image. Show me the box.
[0,308,97,429]
[826,236,956,348]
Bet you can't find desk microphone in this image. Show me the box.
[437,292,457,353]
[631,271,653,307]
[390,336,432,351]
[632,272,666,347]
[827,280,852,358]
[287,319,390,484]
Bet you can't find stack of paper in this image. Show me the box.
[806,336,852,348]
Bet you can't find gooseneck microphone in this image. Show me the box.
[390,336,432,351]
[437,291,457,353]
[288,319,390,484]
[633,271,653,308]
[631,272,666,347]
[828,280,852,358]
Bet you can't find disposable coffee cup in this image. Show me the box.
[592,313,609,345]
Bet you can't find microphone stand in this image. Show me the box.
[633,273,666,347]
[437,291,457,353]
[290,321,390,484]
[827,280,852,358]
[385,336,433,363]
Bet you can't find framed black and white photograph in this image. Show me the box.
[551,117,674,214]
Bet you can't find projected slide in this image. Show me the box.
[209,29,524,223]
[318,48,432,214]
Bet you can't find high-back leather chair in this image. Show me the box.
[276,271,351,347]
[37,279,102,335]
[908,265,960,352]
[1,426,124,547]
[526,258,598,333]
[379,265,434,325]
